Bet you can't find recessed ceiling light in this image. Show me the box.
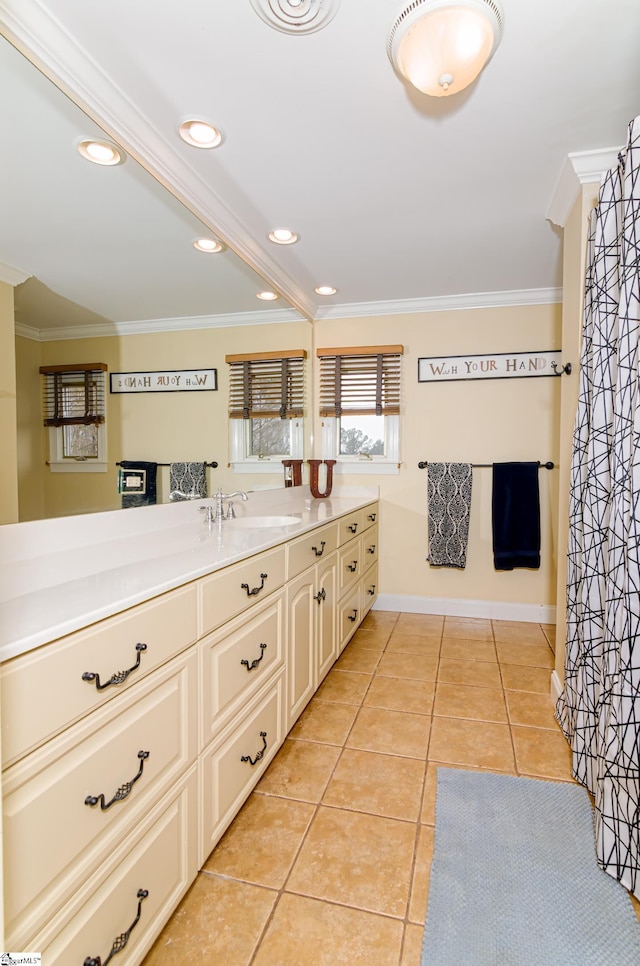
[315,285,337,296]
[268,228,299,245]
[77,138,124,166]
[193,238,225,253]
[178,119,223,149]
[257,291,279,301]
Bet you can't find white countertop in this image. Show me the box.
[0,486,378,662]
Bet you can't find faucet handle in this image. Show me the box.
[227,501,235,519]
[199,505,215,524]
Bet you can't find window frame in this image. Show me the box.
[40,364,108,474]
[317,345,402,474]
[226,350,306,473]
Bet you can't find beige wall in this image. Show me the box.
[32,320,312,517]
[315,303,562,611]
[15,302,563,613]
[15,334,44,521]
[0,282,18,524]
[553,183,600,680]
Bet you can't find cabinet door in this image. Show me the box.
[35,767,198,966]
[362,562,379,616]
[285,568,316,729]
[316,552,338,685]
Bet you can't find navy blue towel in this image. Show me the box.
[492,462,540,570]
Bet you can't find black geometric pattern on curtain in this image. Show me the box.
[426,462,473,568]
[556,114,640,900]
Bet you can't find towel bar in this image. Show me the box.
[116,460,219,467]
[418,461,554,470]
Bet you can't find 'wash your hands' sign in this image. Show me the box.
[418,350,564,383]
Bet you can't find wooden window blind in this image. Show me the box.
[39,363,107,427]
[225,350,306,419]
[317,345,403,417]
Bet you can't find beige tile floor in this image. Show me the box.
[143,612,639,965]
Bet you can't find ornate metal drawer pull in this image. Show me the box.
[83,887,149,966]
[311,540,326,557]
[85,750,150,810]
[347,523,358,533]
[241,731,268,766]
[367,545,376,554]
[347,560,358,572]
[241,573,268,596]
[82,643,147,691]
[241,642,267,671]
[368,512,377,522]
[347,609,359,622]
[314,587,326,604]
[368,584,376,596]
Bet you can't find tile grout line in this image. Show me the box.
[247,612,403,963]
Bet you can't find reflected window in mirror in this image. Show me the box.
[317,346,402,474]
[40,363,108,473]
[226,350,305,471]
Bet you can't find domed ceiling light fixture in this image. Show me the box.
[387,0,504,97]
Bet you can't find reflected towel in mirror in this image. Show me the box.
[169,462,207,501]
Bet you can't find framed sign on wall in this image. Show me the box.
[110,369,218,393]
[418,350,564,383]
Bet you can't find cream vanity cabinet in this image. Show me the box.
[1,498,379,962]
[336,503,379,653]
[1,584,200,962]
[285,521,339,729]
[198,548,287,865]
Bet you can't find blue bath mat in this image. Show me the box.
[422,769,640,965]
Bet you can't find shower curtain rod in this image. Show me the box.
[417,461,554,470]
[116,460,219,467]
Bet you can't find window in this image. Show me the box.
[226,350,305,470]
[40,363,107,472]
[317,345,403,471]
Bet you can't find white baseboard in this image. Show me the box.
[550,669,563,705]
[372,593,556,625]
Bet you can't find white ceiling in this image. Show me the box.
[2,0,640,336]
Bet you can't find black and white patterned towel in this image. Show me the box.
[169,461,207,501]
[426,462,473,568]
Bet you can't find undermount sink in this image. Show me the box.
[226,515,301,529]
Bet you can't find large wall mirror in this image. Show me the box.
[2,34,311,522]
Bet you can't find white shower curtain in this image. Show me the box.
[557,114,640,900]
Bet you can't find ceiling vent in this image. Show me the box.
[250,0,340,35]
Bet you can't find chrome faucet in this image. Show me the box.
[200,488,249,524]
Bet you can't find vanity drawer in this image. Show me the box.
[337,509,363,546]
[200,591,285,743]
[338,538,363,595]
[1,583,198,767]
[3,650,197,948]
[362,562,379,616]
[362,524,379,567]
[34,767,198,966]
[287,521,338,580]
[199,545,286,635]
[360,502,379,532]
[338,585,362,654]
[200,674,284,862]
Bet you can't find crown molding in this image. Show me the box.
[0,0,318,321]
[546,146,621,228]
[16,307,307,342]
[14,322,41,341]
[0,260,31,286]
[15,289,562,340]
[314,286,563,321]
